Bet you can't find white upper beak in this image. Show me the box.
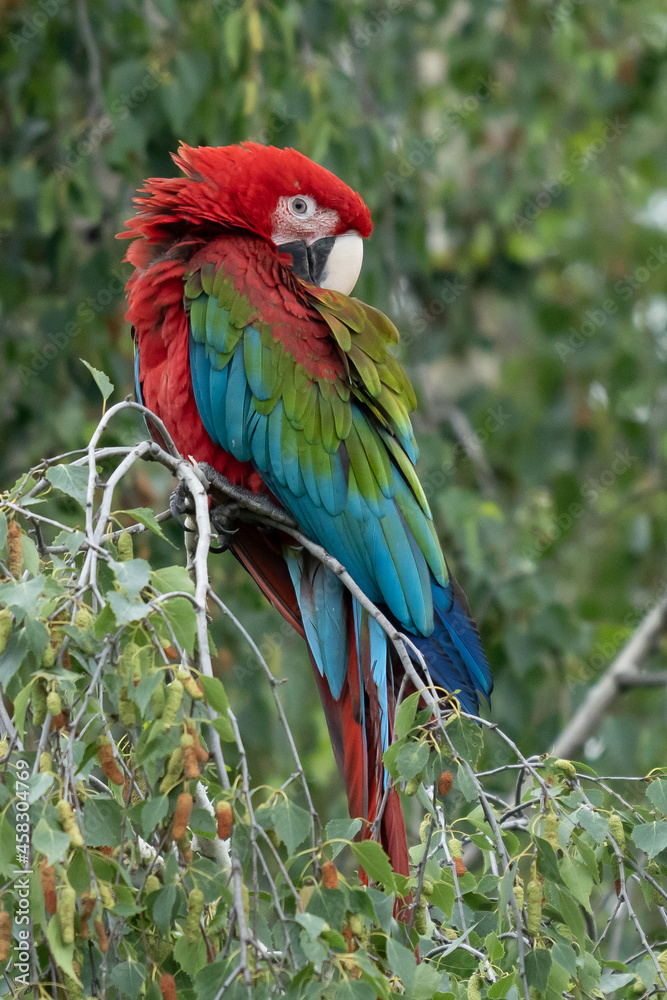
[319,232,364,295]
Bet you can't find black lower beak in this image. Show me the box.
[278,236,335,285]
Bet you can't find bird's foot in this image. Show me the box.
[209,501,240,554]
[199,463,297,529]
[169,482,196,531]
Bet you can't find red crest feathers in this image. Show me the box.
[119,142,372,248]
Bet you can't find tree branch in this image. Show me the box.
[550,590,667,759]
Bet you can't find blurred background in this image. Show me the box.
[2,0,667,829]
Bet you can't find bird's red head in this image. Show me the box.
[122,142,373,293]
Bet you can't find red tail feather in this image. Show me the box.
[231,533,411,885]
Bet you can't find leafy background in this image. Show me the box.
[3,0,667,830]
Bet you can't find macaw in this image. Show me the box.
[120,142,492,879]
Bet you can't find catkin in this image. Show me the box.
[414,902,427,935]
[321,861,338,890]
[159,973,177,1000]
[46,690,62,716]
[94,917,108,953]
[145,874,161,895]
[41,643,55,668]
[467,972,482,1000]
[56,799,83,848]
[159,747,184,793]
[151,680,166,718]
[437,770,454,796]
[118,687,136,727]
[455,857,466,877]
[32,679,47,725]
[544,808,559,849]
[404,776,420,796]
[0,609,11,655]
[162,679,184,730]
[173,792,193,840]
[526,872,543,936]
[80,893,95,938]
[187,724,209,763]
[58,885,76,945]
[216,801,233,840]
[97,737,124,786]
[181,734,200,779]
[177,666,203,701]
[608,813,626,852]
[553,758,576,780]
[7,520,22,578]
[39,751,52,773]
[39,860,57,914]
[74,606,94,630]
[0,911,11,963]
[185,888,204,944]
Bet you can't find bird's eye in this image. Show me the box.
[288,195,315,217]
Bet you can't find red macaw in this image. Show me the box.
[120,142,491,879]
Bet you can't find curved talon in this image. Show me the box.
[169,484,196,532]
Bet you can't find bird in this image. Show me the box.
[119,142,492,882]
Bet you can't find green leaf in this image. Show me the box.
[394,691,420,739]
[386,938,416,994]
[141,795,169,837]
[271,796,312,855]
[559,854,593,912]
[632,820,667,857]
[429,878,455,919]
[572,805,608,843]
[109,557,151,596]
[395,740,429,781]
[526,948,552,992]
[107,590,148,624]
[46,464,91,508]
[351,840,396,892]
[83,797,123,848]
[487,974,516,999]
[81,359,114,403]
[0,814,18,875]
[161,595,196,654]
[444,715,483,766]
[151,565,195,596]
[535,836,561,882]
[647,779,667,817]
[0,627,29,685]
[174,933,208,975]
[45,912,81,985]
[326,817,363,858]
[152,885,178,934]
[109,959,145,998]
[32,817,70,864]
[126,507,171,543]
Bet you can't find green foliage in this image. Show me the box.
[2,0,667,993]
[0,440,666,997]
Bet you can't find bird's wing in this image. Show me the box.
[185,236,448,635]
